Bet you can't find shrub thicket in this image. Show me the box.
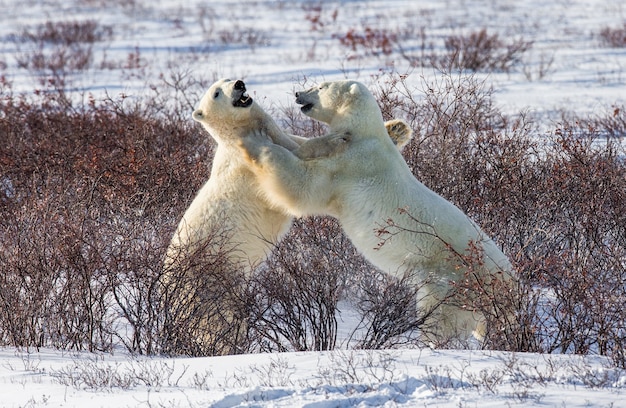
[334,24,532,73]
[599,24,626,48]
[0,83,209,353]
[1,66,625,365]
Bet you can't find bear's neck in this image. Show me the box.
[330,116,387,136]
[211,144,248,171]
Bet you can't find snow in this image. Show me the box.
[1,0,625,406]
[1,347,624,407]
[1,0,624,117]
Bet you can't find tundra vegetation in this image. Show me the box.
[1,5,625,373]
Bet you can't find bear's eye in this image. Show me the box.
[213,90,220,98]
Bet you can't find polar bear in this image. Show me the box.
[164,78,303,355]
[164,78,413,354]
[237,80,514,345]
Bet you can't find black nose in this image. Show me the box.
[234,80,245,90]
[295,91,300,97]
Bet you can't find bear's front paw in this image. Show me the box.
[238,135,267,165]
[246,128,273,144]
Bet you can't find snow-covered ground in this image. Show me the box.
[1,0,624,117]
[1,0,625,406]
[1,347,624,407]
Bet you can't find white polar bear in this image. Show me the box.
[164,78,307,355]
[238,80,514,344]
[165,78,304,274]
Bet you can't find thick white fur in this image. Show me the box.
[239,80,513,343]
[165,78,305,273]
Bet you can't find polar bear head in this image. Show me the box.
[192,78,262,142]
[295,80,387,137]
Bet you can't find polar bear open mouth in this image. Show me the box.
[232,80,253,108]
[299,102,314,113]
[233,91,252,108]
[295,94,315,113]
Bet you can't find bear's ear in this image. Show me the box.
[192,109,204,122]
[348,83,361,96]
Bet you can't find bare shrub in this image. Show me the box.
[396,27,531,72]
[160,229,253,356]
[11,20,113,74]
[217,26,270,51]
[317,350,399,387]
[250,217,367,352]
[599,24,626,48]
[0,87,210,353]
[443,29,532,72]
[147,66,210,124]
[532,128,626,360]
[52,360,138,390]
[333,27,397,58]
[347,270,427,349]
[304,2,339,32]
[522,50,556,81]
[396,26,439,69]
[480,117,626,361]
[566,356,624,389]
[196,4,217,39]
[15,20,113,45]
[560,105,626,139]
[51,358,185,391]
